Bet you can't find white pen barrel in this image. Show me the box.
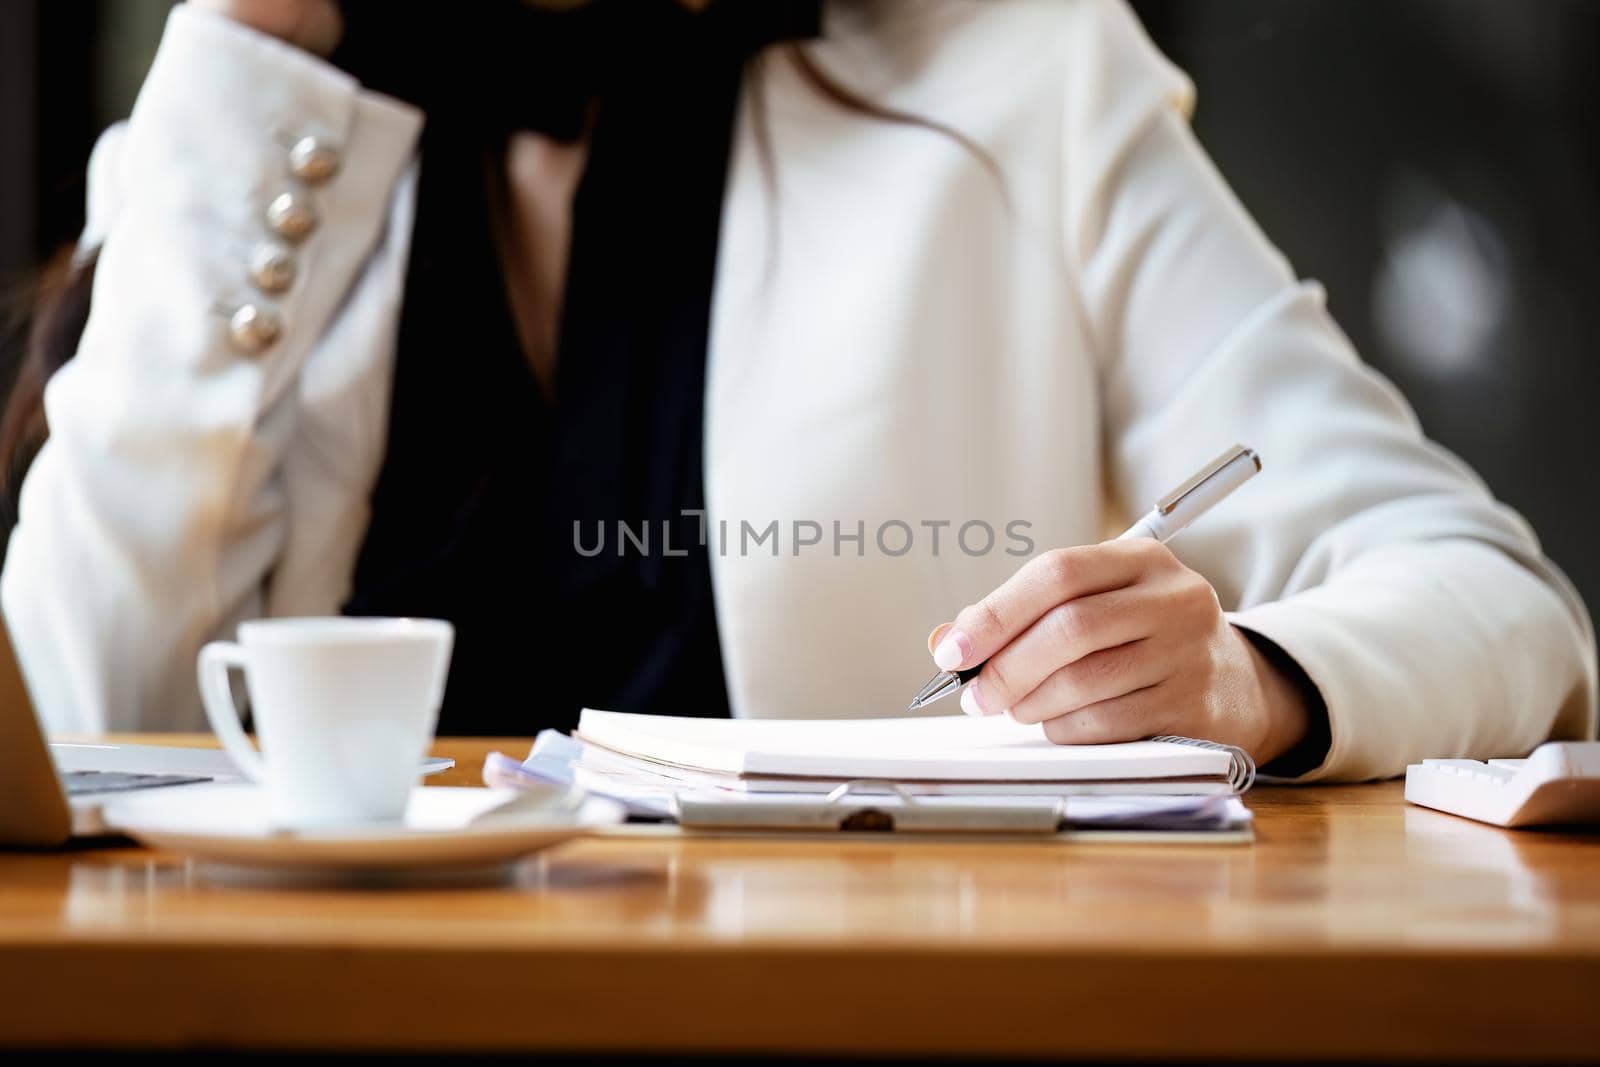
[1118,510,1167,543]
[1117,447,1260,545]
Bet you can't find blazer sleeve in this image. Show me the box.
[1061,0,1597,780]
[0,7,422,733]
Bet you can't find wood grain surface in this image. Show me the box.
[2,735,1597,1059]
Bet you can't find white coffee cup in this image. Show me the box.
[196,617,454,827]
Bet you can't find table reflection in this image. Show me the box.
[8,784,1595,956]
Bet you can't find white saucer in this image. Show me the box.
[102,782,625,875]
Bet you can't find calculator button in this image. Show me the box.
[1423,759,1483,774]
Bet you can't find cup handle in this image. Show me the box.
[196,641,268,783]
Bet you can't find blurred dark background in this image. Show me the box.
[2,1,1597,628]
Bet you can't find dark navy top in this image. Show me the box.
[334,0,819,734]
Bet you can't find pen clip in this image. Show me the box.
[1154,444,1260,516]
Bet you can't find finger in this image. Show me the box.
[927,623,953,657]
[1007,640,1164,725]
[931,541,1158,672]
[963,588,1155,715]
[1039,684,1168,746]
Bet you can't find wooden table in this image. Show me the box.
[1,736,1597,1060]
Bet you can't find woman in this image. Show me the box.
[2,0,1592,779]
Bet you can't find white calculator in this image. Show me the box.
[1404,741,1600,828]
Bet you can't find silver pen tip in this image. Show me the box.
[907,670,962,711]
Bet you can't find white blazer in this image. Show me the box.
[4,1,1593,780]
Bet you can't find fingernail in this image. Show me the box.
[932,629,970,671]
[960,681,987,717]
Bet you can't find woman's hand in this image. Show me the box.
[928,540,1310,764]
[189,0,344,56]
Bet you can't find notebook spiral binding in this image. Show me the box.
[1150,735,1257,794]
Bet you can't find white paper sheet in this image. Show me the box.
[576,709,1236,782]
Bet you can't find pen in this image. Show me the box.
[906,444,1262,711]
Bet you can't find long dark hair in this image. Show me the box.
[0,246,95,525]
[0,39,1000,519]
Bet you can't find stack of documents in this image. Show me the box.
[485,710,1255,839]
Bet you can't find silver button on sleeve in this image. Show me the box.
[229,304,282,353]
[265,192,317,241]
[289,136,341,184]
[248,244,297,294]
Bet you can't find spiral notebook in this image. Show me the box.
[486,719,1255,839]
[574,709,1256,796]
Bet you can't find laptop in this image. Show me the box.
[0,610,454,846]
